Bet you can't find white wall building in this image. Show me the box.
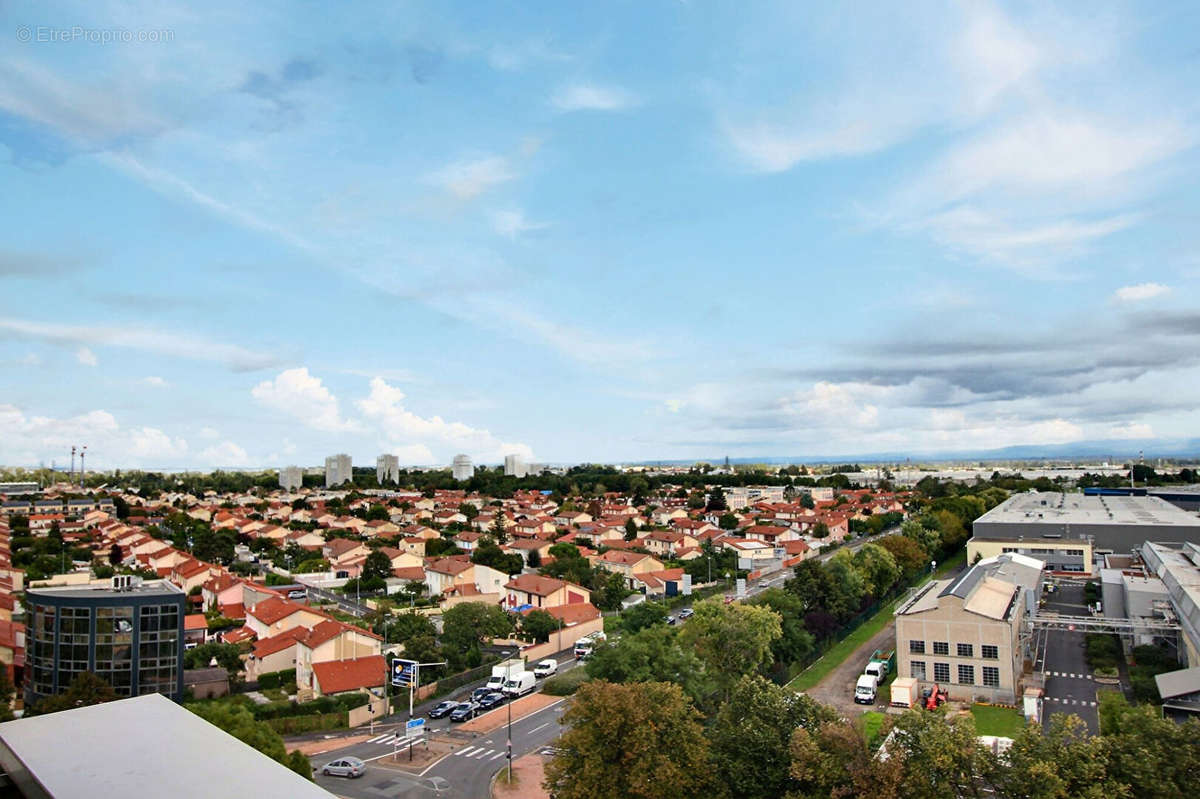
[278,466,303,491]
[325,454,352,488]
[376,454,400,485]
[504,454,528,478]
[452,454,473,481]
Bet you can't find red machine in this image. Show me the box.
[923,684,948,710]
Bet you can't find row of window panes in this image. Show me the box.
[909,641,999,659]
[910,661,1002,688]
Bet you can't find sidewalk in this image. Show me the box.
[492,752,549,799]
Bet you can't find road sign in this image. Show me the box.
[392,657,418,687]
[406,717,426,737]
[735,577,746,599]
[681,573,692,596]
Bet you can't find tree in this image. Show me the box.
[995,715,1112,799]
[188,702,313,781]
[749,588,815,668]
[624,518,638,541]
[522,609,559,643]
[884,709,997,799]
[849,543,901,599]
[706,485,727,511]
[0,669,15,722]
[526,548,542,568]
[709,675,837,799]
[595,570,632,612]
[388,609,437,644]
[686,490,706,510]
[491,513,508,544]
[878,534,929,579]
[471,539,524,575]
[621,601,668,633]
[811,522,830,539]
[799,492,815,509]
[718,512,739,530]
[362,549,392,583]
[108,542,123,566]
[184,642,244,678]
[544,681,714,799]
[29,672,118,715]
[440,602,513,654]
[676,599,782,703]
[585,626,707,702]
[789,719,903,799]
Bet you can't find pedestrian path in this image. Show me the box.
[1045,696,1098,707]
[453,745,508,761]
[1045,671,1092,679]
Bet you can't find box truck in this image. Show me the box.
[485,658,526,691]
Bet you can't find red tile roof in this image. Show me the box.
[312,655,387,695]
[184,613,209,632]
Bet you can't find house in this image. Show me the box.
[323,538,369,565]
[642,531,699,559]
[244,597,327,639]
[724,537,778,565]
[423,557,474,597]
[452,532,483,552]
[554,511,593,527]
[184,614,209,646]
[310,655,387,698]
[297,621,383,693]
[504,574,591,610]
[743,524,800,544]
[201,573,244,613]
[631,567,687,597]
[504,538,552,565]
[591,551,664,588]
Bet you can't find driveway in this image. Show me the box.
[805,625,897,718]
[1035,581,1102,733]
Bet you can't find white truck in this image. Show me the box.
[533,658,558,678]
[485,658,526,691]
[855,673,880,704]
[573,631,606,659]
[502,671,537,697]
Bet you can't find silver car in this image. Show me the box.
[320,756,365,778]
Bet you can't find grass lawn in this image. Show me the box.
[970,704,1026,738]
[788,551,967,692]
[861,711,887,749]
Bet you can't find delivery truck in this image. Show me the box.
[864,649,895,683]
[573,631,607,659]
[502,670,537,697]
[485,658,526,691]
[855,673,880,704]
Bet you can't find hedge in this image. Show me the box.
[264,712,347,735]
[252,693,368,720]
[542,668,588,696]
[258,669,297,691]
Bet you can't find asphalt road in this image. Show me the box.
[1033,582,1101,733]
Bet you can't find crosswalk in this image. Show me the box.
[365,731,421,747]
[1046,697,1098,707]
[1046,671,1092,680]
[453,745,508,761]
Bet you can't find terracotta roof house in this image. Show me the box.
[311,655,387,697]
[503,574,591,610]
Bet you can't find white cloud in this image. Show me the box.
[552,84,637,112]
[1113,282,1171,303]
[141,376,168,388]
[0,404,189,467]
[0,316,279,371]
[200,440,250,465]
[428,156,515,200]
[357,377,532,463]
[490,209,547,239]
[251,368,360,433]
[76,347,98,367]
[777,381,881,429]
[198,426,221,439]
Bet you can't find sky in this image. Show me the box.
[1,1,1199,471]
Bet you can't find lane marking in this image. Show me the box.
[528,723,550,735]
[456,746,480,757]
[473,749,494,759]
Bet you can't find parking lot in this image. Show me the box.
[1033,581,1101,733]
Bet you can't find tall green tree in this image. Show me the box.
[585,625,707,702]
[708,675,836,799]
[749,588,815,668]
[544,681,714,799]
[188,702,313,781]
[676,599,781,702]
[440,601,513,654]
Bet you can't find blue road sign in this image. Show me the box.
[406,717,426,736]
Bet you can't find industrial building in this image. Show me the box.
[895,553,1043,704]
[278,465,303,491]
[0,693,332,798]
[972,492,1200,554]
[966,534,1093,574]
[1140,541,1200,668]
[324,453,352,488]
[25,578,186,705]
[452,453,473,481]
[376,454,399,485]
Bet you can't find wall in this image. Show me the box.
[348,693,390,727]
[519,616,604,663]
[439,592,502,610]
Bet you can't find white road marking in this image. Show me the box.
[473,749,494,759]
[528,723,550,735]
[456,746,481,757]
[368,733,393,744]
[490,750,507,761]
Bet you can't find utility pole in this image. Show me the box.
[70,446,76,484]
[79,445,86,489]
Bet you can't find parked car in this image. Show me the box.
[449,702,479,722]
[478,692,507,710]
[471,687,493,703]
[287,589,307,600]
[428,700,457,719]
[678,608,694,620]
[665,615,677,625]
[533,659,558,678]
[320,757,365,778]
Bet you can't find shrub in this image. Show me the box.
[257,669,297,691]
[542,668,589,696]
[1084,634,1121,670]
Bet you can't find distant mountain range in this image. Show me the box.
[638,438,1200,466]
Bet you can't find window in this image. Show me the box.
[981,645,998,660]
[58,606,92,687]
[933,641,949,655]
[982,667,1000,688]
[96,606,134,696]
[137,603,180,696]
[957,643,973,658]
[958,665,974,685]
[910,661,926,681]
[933,662,950,683]
[909,640,925,654]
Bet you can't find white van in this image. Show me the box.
[533,659,558,678]
[502,671,537,697]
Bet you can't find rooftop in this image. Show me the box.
[976,492,1200,528]
[0,693,332,799]
[27,578,183,600]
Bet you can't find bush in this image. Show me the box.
[1085,634,1121,670]
[542,668,589,696]
[257,669,297,691]
[264,712,347,735]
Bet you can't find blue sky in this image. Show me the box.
[2,1,1199,470]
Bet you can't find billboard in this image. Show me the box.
[391,658,417,687]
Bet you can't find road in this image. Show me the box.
[304,583,373,618]
[1033,581,1101,733]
